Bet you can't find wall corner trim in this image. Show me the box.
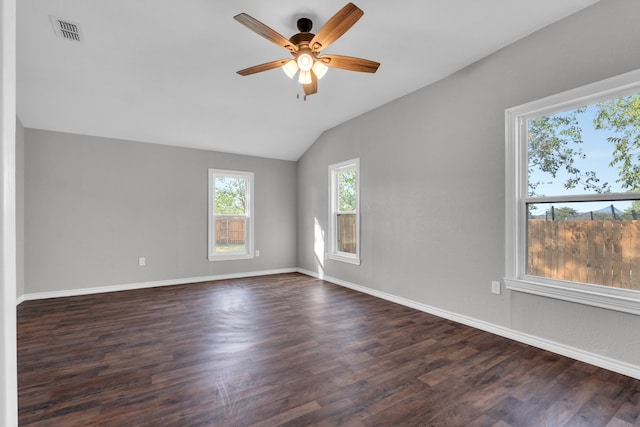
[297,268,640,381]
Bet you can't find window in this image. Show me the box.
[505,69,640,314]
[208,169,254,261]
[329,159,361,265]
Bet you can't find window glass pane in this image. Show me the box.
[215,177,247,215]
[528,94,640,197]
[337,168,357,212]
[337,213,356,254]
[328,159,360,263]
[215,216,247,253]
[527,201,640,290]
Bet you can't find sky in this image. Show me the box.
[528,102,634,214]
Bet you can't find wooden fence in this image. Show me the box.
[215,216,355,250]
[338,214,356,254]
[528,219,640,290]
[215,217,245,244]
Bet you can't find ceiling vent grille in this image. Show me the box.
[50,16,82,42]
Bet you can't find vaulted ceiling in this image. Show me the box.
[17,0,598,161]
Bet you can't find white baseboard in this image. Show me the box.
[19,268,298,302]
[297,268,640,380]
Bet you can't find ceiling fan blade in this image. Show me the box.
[234,13,297,53]
[309,3,363,53]
[237,59,290,76]
[303,73,318,96]
[319,55,380,73]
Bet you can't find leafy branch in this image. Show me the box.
[527,106,610,195]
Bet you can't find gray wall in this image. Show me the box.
[297,0,640,365]
[16,117,24,300]
[24,129,297,294]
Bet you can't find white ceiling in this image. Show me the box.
[17,0,598,161]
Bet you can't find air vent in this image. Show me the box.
[50,16,82,42]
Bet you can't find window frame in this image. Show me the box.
[505,68,640,315]
[328,158,361,265]
[208,168,254,262]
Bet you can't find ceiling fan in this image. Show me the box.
[234,3,380,97]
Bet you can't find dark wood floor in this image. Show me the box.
[17,273,640,426]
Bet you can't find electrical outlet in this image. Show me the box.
[255,249,260,257]
[138,257,146,267]
[491,280,501,295]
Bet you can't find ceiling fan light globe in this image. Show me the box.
[297,53,313,71]
[312,61,328,80]
[282,60,298,79]
[298,70,312,85]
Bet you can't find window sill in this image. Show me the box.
[208,254,254,262]
[505,277,640,316]
[327,253,361,265]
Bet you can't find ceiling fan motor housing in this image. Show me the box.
[296,17,313,33]
[289,31,314,49]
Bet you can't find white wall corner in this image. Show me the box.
[1,0,18,423]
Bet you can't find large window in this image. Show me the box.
[208,169,254,261]
[329,159,361,265]
[505,69,640,314]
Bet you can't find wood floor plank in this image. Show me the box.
[17,273,640,426]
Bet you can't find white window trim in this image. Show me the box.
[328,158,361,265]
[208,168,254,261]
[505,68,640,316]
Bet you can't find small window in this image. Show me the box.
[329,159,360,265]
[505,69,640,314]
[208,169,254,261]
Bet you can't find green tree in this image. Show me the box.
[554,206,578,221]
[621,200,640,220]
[594,94,640,191]
[338,168,357,211]
[527,107,609,195]
[528,94,640,196]
[215,177,246,214]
